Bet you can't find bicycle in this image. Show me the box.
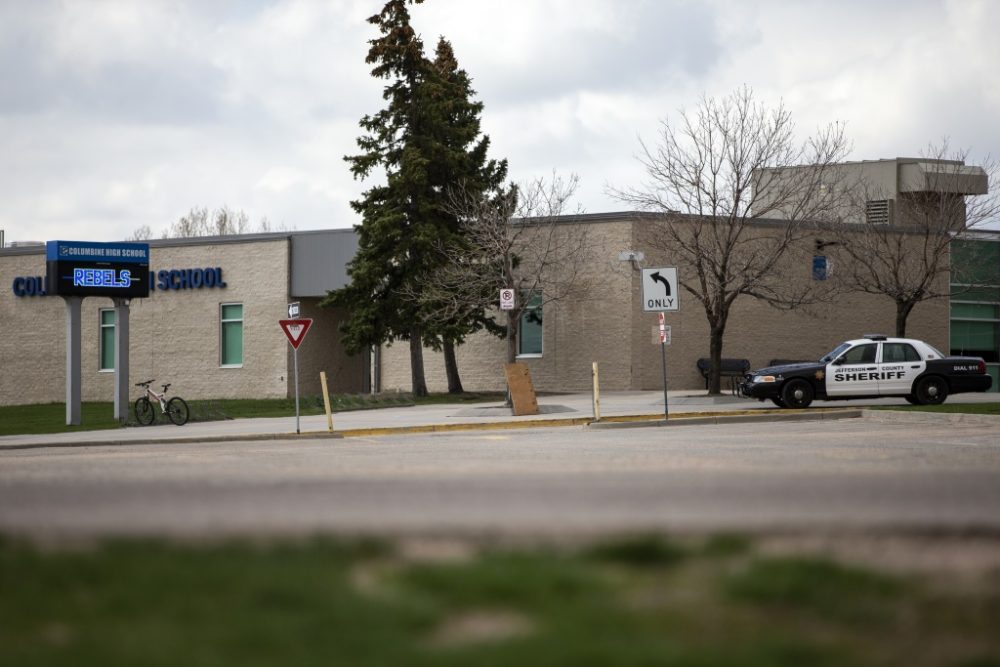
[134,380,190,426]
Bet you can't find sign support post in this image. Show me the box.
[659,312,669,421]
[279,318,313,435]
[293,345,301,434]
[64,296,82,426]
[113,298,131,422]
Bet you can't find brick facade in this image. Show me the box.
[0,237,366,406]
[0,217,953,405]
[379,215,950,393]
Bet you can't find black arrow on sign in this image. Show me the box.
[650,271,671,296]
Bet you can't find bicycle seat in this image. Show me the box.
[135,380,153,387]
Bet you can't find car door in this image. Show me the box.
[876,342,926,396]
[826,343,880,397]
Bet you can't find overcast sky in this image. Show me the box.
[1,0,998,243]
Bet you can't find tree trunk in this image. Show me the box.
[443,339,463,394]
[895,300,913,338]
[504,311,519,408]
[505,310,518,365]
[708,326,725,395]
[409,327,428,397]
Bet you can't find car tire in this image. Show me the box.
[904,395,920,405]
[780,379,814,409]
[770,397,786,408]
[914,376,949,406]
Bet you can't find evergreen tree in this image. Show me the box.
[324,0,505,396]
[323,0,434,396]
[420,38,507,392]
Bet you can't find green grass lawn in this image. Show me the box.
[0,393,506,437]
[1,535,998,666]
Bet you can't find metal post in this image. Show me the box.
[113,298,130,422]
[591,361,601,422]
[661,340,669,422]
[293,347,301,434]
[64,296,83,426]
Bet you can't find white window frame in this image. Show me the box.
[220,302,245,368]
[99,308,115,372]
[517,292,543,359]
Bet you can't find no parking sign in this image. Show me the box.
[500,289,515,310]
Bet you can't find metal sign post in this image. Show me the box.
[279,318,313,434]
[658,312,669,421]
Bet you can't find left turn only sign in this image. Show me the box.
[279,319,313,349]
[642,267,679,312]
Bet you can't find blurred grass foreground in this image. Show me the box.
[1,534,999,666]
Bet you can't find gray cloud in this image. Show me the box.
[0,0,997,242]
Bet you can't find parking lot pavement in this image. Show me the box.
[1,390,998,450]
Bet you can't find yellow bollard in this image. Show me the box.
[320,371,334,432]
[592,361,601,422]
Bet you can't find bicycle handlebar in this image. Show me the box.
[135,380,154,387]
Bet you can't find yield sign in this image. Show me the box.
[279,318,313,349]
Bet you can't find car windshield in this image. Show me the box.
[820,342,851,364]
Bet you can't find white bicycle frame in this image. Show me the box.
[141,384,170,414]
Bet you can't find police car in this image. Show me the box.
[738,335,993,409]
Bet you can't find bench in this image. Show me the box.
[696,358,751,394]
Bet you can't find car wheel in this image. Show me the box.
[914,376,949,405]
[770,397,786,408]
[904,395,920,405]
[780,379,814,409]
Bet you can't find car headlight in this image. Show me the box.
[753,375,777,383]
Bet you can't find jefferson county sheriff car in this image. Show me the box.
[739,335,993,409]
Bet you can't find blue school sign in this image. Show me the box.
[46,240,151,299]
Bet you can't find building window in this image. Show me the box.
[951,302,999,363]
[99,309,115,371]
[812,255,828,281]
[518,293,542,357]
[221,303,244,367]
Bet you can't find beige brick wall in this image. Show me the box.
[379,219,640,393]
[1,253,66,405]
[1,240,294,406]
[0,218,957,404]
[290,299,368,397]
[378,217,953,393]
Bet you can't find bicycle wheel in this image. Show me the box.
[135,397,155,425]
[167,396,190,426]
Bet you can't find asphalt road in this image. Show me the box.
[2,415,999,538]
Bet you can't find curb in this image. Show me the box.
[1,407,866,451]
[0,430,345,451]
[586,409,864,429]
[863,409,1000,426]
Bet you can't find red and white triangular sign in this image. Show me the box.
[279,318,313,349]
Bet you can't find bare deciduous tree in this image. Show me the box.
[612,86,850,394]
[828,143,1000,336]
[125,206,287,241]
[416,173,596,371]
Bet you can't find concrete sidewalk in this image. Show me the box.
[2,390,998,450]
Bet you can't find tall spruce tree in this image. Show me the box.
[324,0,505,396]
[421,38,507,393]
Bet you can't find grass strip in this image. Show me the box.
[1,535,998,667]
